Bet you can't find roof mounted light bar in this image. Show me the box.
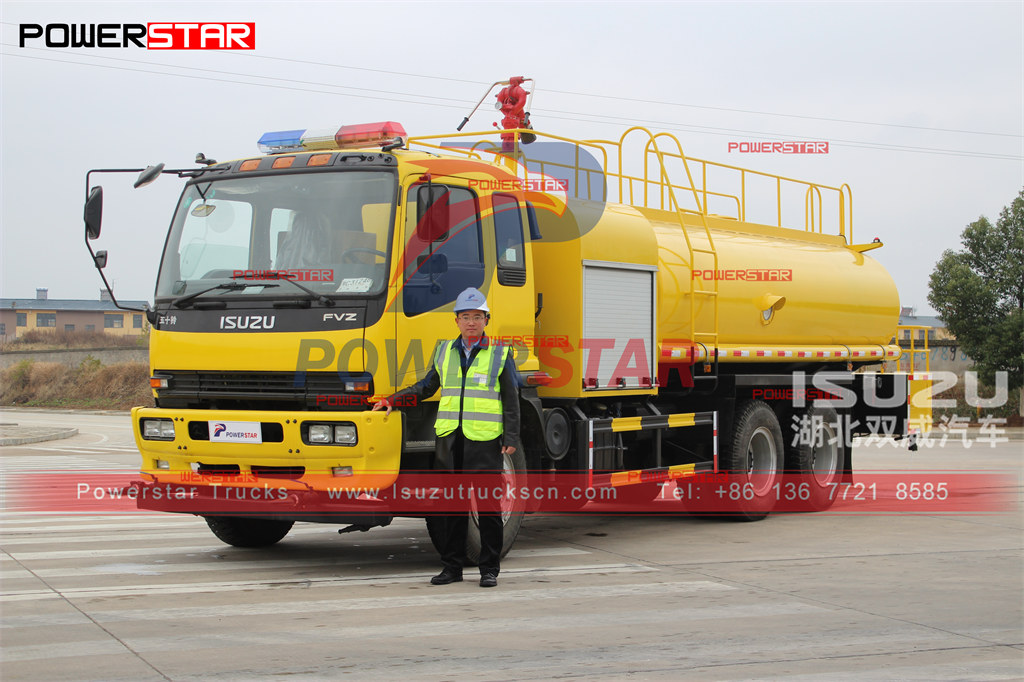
[257,122,408,154]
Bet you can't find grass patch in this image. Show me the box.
[931,382,1022,426]
[0,329,148,352]
[0,359,154,410]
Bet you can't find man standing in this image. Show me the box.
[373,287,520,588]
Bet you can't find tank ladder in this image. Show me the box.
[622,128,720,384]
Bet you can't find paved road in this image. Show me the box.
[1,409,1021,680]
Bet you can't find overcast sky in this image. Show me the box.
[2,1,1021,315]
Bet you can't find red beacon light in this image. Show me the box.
[335,121,407,149]
[257,122,408,154]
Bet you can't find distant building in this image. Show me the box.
[896,306,953,342]
[0,290,149,341]
[890,306,972,375]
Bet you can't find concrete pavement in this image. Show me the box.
[0,424,78,447]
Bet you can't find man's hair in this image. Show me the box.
[455,311,490,320]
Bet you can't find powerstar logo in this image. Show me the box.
[209,421,262,444]
[19,23,256,49]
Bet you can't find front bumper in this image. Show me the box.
[131,406,402,495]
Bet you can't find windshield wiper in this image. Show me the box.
[171,281,278,309]
[233,274,335,307]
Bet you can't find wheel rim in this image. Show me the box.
[470,452,518,527]
[746,426,778,495]
[811,423,840,486]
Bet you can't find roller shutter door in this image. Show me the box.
[582,262,656,389]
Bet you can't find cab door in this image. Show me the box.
[390,175,486,391]
[389,178,538,393]
[484,191,537,374]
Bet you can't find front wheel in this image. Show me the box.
[719,401,784,521]
[204,516,294,547]
[425,446,527,565]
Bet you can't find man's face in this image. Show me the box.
[456,310,488,343]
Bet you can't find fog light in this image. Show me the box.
[309,424,332,443]
[155,459,170,470]
[142,418,175,440]
[331,466,353,477]
[334,424,356,444]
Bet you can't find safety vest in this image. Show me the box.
[433,338,510,441]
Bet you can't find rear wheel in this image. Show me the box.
[784,405,845,511]
[719,401,784,521]
[204,516,294,548]
[425,446,527,565]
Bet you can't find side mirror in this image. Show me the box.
[93,250,108,270]
[134,163,165,189]
[84,186,103,240]
[416,185,450,242]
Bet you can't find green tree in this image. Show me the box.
[928,188,1024,414]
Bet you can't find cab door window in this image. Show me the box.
[403,185,484,316]
[492,193,526,286]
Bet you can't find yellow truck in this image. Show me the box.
[83,115,923,561]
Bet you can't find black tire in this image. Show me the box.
[425,446,527,566]
[204,516,294,548]
[719,401,784,521]
[784,405,846,512]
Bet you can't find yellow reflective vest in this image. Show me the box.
[433,339,510,441]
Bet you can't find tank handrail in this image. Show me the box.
[839,183,854,243]
[608,127,847,235]
[618,174,742,219]
[523,157,607,202]
[805,186,824,233]
[408,128,610,203]
[649,131,711,217]
[408,127,851,238]
[636,143,846,233]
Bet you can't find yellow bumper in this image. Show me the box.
[131,407,402,491]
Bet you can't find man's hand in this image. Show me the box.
[501,445,516,455]
[371,397,392,415]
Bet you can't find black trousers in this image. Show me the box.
[437,433,503,576]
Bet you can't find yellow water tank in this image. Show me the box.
[647,208,900,347]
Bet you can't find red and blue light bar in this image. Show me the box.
[257,121,408,154]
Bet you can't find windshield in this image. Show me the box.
[155,170,397,300]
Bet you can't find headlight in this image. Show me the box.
[334,424,357,444]
[141,418,175,440]
[308,424,333,443]
[304,422,357,446]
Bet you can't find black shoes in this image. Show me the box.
[430,569,463,585]
[430,568,497,587]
